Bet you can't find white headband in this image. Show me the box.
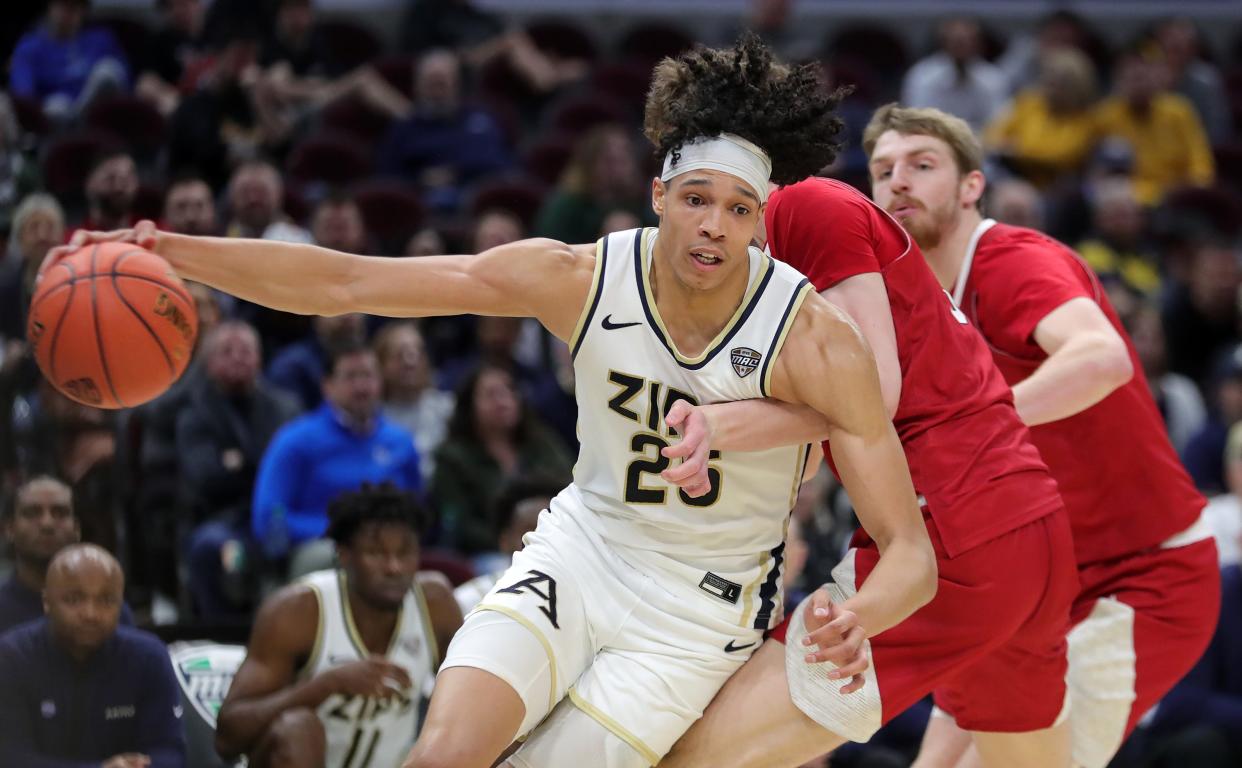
[661,133,772,204]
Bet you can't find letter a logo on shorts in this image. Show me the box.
[730,347,762,378]
[497,569,560,629]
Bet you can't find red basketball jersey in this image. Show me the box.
[958,222,1205,563]
[766,179,1061,558]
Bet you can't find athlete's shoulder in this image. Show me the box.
[249,579,320,654]
[770,177,875,216]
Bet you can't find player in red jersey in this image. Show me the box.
[860,103,1219,768]
[654,176,1078,766]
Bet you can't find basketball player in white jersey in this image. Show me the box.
[52,36,936,768]
[214,483,461,768]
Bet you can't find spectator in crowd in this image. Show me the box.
[162,175,218,236]
[0,193,64,342]
[375,322,454,484]
[1095,43,1215,206]
[1154,17,1232,145]
[167,21,284,192]
[8,0,129,123]
[1077,178,1162,296]
[534,124,651,245]
[1203,422,1242,568]
[997,9,1097,94]
[256,0,412,134]
[452,474,561,613]
[136,0,210,116]
[1163,233,1240,386]
[901,17,1008,132]
[985,47,1099,187]
[0,476,133,634]
[252,342,422,575]
[1184,344,1242,493]
[267,312,366,411]
[215,483,460,766]
[1136,557,1242,767]
[987,177,1046,231]
[179,322,300,618]
[9,381,120,552]
[431,364,571,557]
[377,48,512,211]
[406,226,447,257]
[0,94,42,233]
[310,192,367,253]
[1127,302,1208,455]
[0,544,185,767]
[78,148,139,234]
[223,159,310,242]
[400,0,587,96]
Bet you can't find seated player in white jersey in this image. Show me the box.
[51,36,936,768]
[214,483,461,768]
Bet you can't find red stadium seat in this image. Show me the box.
[350,178,426,256]
[84,94,168,160]
[419,549,476,587]
[547,93,629,135]
[618,22,693,67]
[469,177,549,230]
[286,133,372,187]
[319,95,395,144]
[318,19,385,76]
[40,130,123,200]
[591,60,655,110]
[522,134,575,186]
[526,19,598,61]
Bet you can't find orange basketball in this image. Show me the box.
[27,241,198,409]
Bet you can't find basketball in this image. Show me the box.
[27,241,198,409]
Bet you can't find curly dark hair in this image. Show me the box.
[643,33,848,186]
[326,482,425,546]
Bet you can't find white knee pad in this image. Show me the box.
[441,608,556,738]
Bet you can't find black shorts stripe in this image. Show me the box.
[754,540,786,629]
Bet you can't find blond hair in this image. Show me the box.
[862,103,984,175]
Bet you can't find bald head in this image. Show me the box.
[44,544,124,659]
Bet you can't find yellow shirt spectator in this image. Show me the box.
[1094,91,1214,205]
[987,90,1098,186]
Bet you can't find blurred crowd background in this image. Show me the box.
[2,0,1242,766]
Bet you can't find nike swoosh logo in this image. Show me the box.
[724,640,757,653]
[601,314,642,331]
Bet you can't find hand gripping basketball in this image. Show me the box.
[38,220,161,285]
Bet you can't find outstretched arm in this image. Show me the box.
[50,224,596,341]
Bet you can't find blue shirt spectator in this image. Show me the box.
[0,621,185,768]
[9,0,129,116]
[377,49,511,210]
[252,344,422,557]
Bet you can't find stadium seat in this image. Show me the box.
[418,549,476,587]
[286,133,372,187]
[591,60,654,111]
[617,22,693,67]
[469,177,549,230]
[350,178,427,256]
[84,94,168,162]
[526,18,599,61]
[547,93,629,135]
[317,19,385,76]
[372,53,416,98]
[40,130,123,201]
[318,95,395,144]
[522,134,575,186]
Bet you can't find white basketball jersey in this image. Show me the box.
[298,569,438,768]
[562,226,814,629]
